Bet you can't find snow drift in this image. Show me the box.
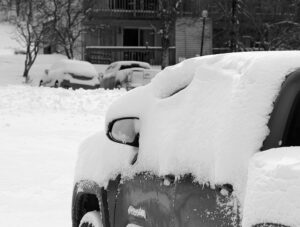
[243,147,300,227]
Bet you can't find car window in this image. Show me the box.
[283,92,300,146]
[120,64,149,70]
[105,63,118,73]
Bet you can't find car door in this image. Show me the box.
[106,118,240,227]
[174,175,239,227]
[111,173,239,227]
[113,173,176,227]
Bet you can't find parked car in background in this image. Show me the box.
[73,52,300,227]
[40,59,101,89]
[101,61,160,90]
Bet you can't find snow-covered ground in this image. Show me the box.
[0,85,124,226]
[0,22,125,226]
[2,21,300,227]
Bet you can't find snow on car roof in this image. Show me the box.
[105,51,300,203]
[50,59,98,77]
[103,61,152,78]
[110,61,151,68]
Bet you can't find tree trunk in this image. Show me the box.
[23,51,30,78]
[69,43,74,59]
[64,47,71,59]
[23,66,29,79]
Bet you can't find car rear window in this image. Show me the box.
[105,63,118,73]
[120,64,149,70]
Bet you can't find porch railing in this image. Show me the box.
[109,0,158,11]
[85,46,175,66]
[92,0,159,18]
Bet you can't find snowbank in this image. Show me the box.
[0,54,66,86]
[243,147,300,227]
[0,85,124,116]
[104,51,300,202]
[0,83,125,226]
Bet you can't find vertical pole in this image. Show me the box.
[230,0,239,52]
[200,17,206,56]
[133,0,136,16]
[200,10,208,56]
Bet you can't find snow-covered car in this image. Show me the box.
[124,68,160,91]
[73,52,300,227]
[40,59,101,89]
[101,61,160,90]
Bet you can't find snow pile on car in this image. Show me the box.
[103,51,300,201]
[75,131,137,187]
[50,59,98,78]
[243,147,300,227]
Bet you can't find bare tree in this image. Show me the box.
[210,0,300,51]
[209,0,242,51]
[13,0,49,80]
[44,0,95,59]
[157,0,182,69]
[242,0,300,50]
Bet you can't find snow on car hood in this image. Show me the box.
[105,51,300,202]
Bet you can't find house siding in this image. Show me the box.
[176,17,212,62]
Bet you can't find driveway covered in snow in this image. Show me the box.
[0,85,125,226]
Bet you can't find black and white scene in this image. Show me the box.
[1,0,300,226]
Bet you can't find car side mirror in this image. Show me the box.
[107,117,140,147]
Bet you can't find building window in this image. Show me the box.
[123,28,155,46]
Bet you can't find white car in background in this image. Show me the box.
[124,68,160,90]
[101,61,160,90]
[40,59,101,89]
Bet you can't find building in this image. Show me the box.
[4,0,299,64]
[0,0,18,21]
[83,0,213,65]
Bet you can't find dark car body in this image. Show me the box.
[72,55,300,227]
